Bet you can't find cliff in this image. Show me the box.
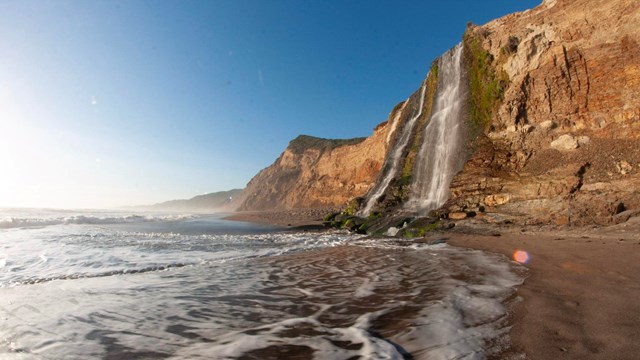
[237,65,442,212]
[239,0,640,227]
[447,0,640,225]
[237,130,390,210]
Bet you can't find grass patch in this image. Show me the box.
[368,212,382,220]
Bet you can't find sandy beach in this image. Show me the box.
[450,221,640,359]
[228,210,640,359]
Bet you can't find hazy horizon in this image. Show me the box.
[1,0,539,209]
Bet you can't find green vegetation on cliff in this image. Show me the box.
[463,27,509,133]
[288,135,366,154]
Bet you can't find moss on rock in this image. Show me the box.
[463,28,509,134]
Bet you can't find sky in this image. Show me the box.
[0,0,540,209]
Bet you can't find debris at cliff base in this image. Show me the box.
[550,134,579,150]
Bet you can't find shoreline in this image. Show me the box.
[224,208,339,231]
[226,210,640,359]
[449,222,640,359]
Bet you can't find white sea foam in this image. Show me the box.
[354,275,378,298]
[164,242,524,360]
[0,213,198,229]
[0,224,357,288]
[170,307,406,360]
[0,209,525,359]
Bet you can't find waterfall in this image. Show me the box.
[406,44,466,215]
[359,82,427,216]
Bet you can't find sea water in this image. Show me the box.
[0,208,525,359]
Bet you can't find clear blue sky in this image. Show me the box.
[0,0,540,209]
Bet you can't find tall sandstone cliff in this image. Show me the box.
[237,128,391,211]
[447,0,640,225]
[237,80,428,211]
[239,0,640,226]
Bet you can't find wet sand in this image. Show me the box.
[228,210,640,359]
[449,220,640,360]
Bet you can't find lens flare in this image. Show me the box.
[513,250,530,264]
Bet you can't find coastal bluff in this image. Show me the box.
[238,0,640,227]
[237,128,391,211]
[446,0,640,225]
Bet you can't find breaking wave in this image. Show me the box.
[0,214,197,229]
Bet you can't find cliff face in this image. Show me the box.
[238,129,391,210]
[448,0,640,225]
[239,0,640,226]
[238,68,438,212]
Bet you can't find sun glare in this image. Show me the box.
[0,86,77,208]
[513,250,530,264]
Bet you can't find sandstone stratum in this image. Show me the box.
[238,0,640,228]
[446,0,640,226]
[237,132,388,211]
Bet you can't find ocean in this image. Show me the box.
[0,208,525,359]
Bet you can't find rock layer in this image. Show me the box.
[447,0,640,225]
[237,131,390,211]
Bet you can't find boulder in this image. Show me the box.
[616,160,633,175]
[613,209,640,224]
[577,136,591,146]
[539,120,556,130]
[484,194,511,207]
[550,134,579,150]
[448,212,468,220]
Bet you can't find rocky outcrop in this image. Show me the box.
[447,0,640,225]
[237,129,391,211]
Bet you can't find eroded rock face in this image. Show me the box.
[447,0,640,225]
[237,123,394,211]
[550,134,579,150]
[238,0,639,226]
[237,75,434,212]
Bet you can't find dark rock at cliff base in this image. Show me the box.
[613,209,640,224]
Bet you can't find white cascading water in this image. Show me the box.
[359,82,428,216]
[406,44,465,215]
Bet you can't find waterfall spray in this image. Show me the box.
[359,83,428,216]
[405,44,466,215]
